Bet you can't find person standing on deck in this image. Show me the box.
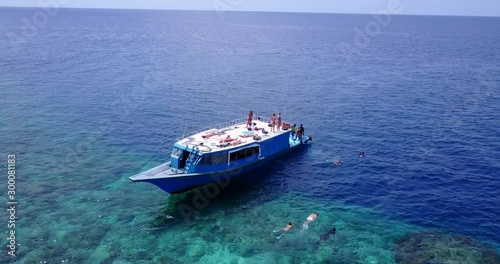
[247,111,253,125]
[277,113,282,131]
[291,124,297,139]
[271,113,276,132]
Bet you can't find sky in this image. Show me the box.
[1,0,500,17]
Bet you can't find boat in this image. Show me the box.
[129,115,312,194]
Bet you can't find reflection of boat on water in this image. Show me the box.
[129,116,312,194]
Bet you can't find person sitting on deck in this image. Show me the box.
[296,128,303,143]
[291,124,297,139]
[218,142,229,147]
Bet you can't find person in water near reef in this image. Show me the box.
[303,213,319,229]
[273,222,293,240]
[320,227,336,240]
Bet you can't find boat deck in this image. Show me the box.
[176,118,291,153]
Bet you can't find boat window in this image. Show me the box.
[246,146,259,157]
[198,153,228,165]
[211,153,228,164]
[171,147,183,157]
[237,149,246,159]
[230,146,260,162]
[198,156,209,166]
[245,148,253,157]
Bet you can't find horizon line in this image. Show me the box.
[0,5,499,18]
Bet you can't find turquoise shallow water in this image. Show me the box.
[1,7,500,264]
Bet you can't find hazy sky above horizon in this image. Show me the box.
[1,0,500,17]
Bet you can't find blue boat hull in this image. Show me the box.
[138,135,311,194]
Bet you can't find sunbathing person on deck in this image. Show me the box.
[223,135,237,142]
[230,139,246,146]
[202,131,218,139]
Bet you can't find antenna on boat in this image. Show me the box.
[181,126,187,140]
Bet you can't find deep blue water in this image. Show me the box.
[0,7,499,263]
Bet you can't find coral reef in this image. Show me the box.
[394,231,500,264]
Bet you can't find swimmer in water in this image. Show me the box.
[274,222,293,239]
[334,160,341,166]
[320,227,336,240]
[359,152,365,158]
[302,213,319,229]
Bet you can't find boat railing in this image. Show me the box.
[215,117,248,131]
[176,116,274,141]
[258,116,271,123]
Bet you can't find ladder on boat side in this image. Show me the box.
[184,152,202,173]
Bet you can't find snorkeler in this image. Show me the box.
[320,227,336,240]
[273,222,293,239]
[302,213,319,229]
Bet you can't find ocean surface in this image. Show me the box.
[1,7,499,264]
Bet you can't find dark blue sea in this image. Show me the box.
[1,7,499,264]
